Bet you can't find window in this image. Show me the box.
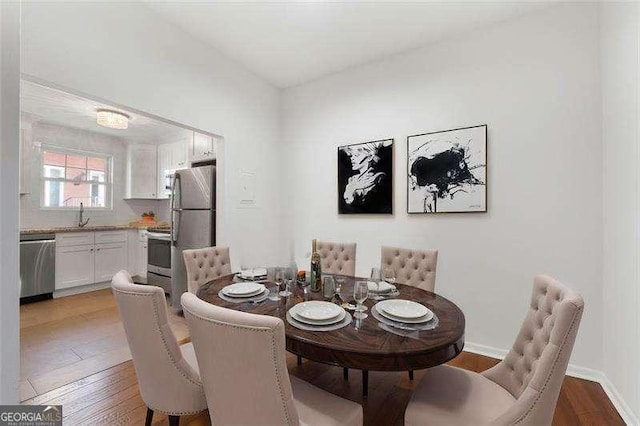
[41,147,112,209]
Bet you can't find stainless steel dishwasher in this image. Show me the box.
[20,233,56,303]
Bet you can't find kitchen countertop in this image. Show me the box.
[20,221,170,235]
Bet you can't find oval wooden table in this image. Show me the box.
[197,274,465,396]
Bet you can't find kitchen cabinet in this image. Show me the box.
[157,139,189,199]
[55,230,128,291]
[190,132,216,163]
[94,242,128,282]
[157,144,172,199]
[127,229,148,277]
[126,144,157,199]
[56,244,96,290]
[171,140,188,169]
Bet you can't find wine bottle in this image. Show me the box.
[310,239,322,292]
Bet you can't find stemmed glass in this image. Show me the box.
[353,281,369,319]
[382,268,396,285]
[370,267,382,299]
[277,268,292,297]
[240,262,255,281]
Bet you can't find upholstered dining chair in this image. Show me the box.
[316,240,357,276]
[405,275,584,426]
[182,246,232,294]
[378,245,438,381]
[181,292,363,426]
[111,271,207,426]
[380,246,438,292]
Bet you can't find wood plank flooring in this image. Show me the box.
[20,288,188,399]
[21,289,623,425]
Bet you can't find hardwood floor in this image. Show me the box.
[21,289,623,425]
[20,288,188,399]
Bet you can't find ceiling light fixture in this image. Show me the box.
[96,109,129,129]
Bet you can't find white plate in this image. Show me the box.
[222,282,265,297]
[368,281,396,293]
[377,299,430,320]
[291,309,346,326]
[238,268,268,279]
[376,304,434,324]
[293,301,344,321]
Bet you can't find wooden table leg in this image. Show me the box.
[362,370,368,397]
[343,367,349,380]
[409,370,414,380]
[297,355,302,366]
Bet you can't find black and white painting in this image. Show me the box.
[338,139,393,214]
[407,125,487,213]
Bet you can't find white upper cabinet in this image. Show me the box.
[171,139,188,169]
[157,138,189,199]
[126,144,157,199]
[190,132,216,163]
[157,143,172,199]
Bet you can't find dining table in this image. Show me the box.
[197,273,465,397]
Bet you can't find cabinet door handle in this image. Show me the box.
[97,248,101,252]
[90,248,94,252]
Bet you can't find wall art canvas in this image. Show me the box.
[407,125,487,213]
[338,139,393,214]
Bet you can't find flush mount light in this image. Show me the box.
[96,109,129,129]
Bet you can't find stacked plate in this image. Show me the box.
[372,299,437,331]
[287,301,351,331]
[368,281,398,296]
[236,268,268,281]
[218,282,268,303]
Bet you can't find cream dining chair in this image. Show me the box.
[379,245,438,381]
[316,240,357,276]
[380,246,438,292]
[405,275,584,426]
[308,240,357,371]
[181,292,363,426]
[111,270,207,426]
[182,246,232,294]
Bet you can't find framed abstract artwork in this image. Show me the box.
[407,125,487,214]
[338,139,393,214]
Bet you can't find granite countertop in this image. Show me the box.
[20,221,170,235]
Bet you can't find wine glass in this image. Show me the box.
[370,267,381,299]
[353,281,369,319]
[276,268,292,297]
[382,268,396,285]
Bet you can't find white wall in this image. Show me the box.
[0,0,21,404]
[20,121,160,229]
[21,1,284,267]
[602,2,640,422]
[282,4,603,371]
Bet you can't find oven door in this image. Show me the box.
[147,237,171,276]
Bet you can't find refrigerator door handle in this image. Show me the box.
[171,173,181,244]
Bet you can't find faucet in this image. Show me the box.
[79,202,90,228]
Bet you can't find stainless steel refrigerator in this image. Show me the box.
[170,165,216,310]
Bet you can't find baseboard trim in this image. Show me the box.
[464,341,638,425]
[53,281,111,298]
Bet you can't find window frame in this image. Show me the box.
[40,145,114,211]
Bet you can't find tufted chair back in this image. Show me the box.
[316,240,357,276]
[182,246,232,294]
[181,292,301,426]
[380,246,438,291]
[482,275,584,425]
[111,270,206,415]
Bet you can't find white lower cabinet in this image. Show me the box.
[56,244,95,290]
[56,231,128,291]
[94,242,128,283]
